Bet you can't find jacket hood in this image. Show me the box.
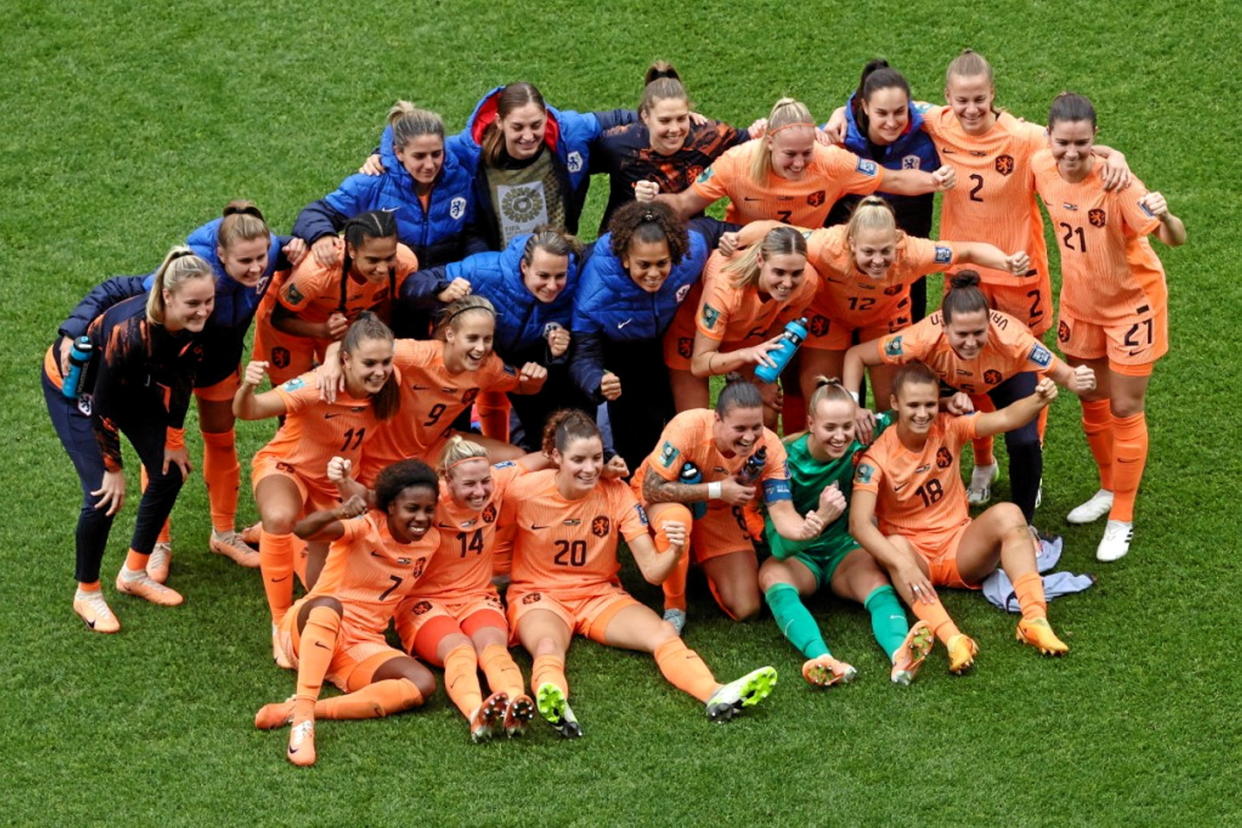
[466,85,563,153]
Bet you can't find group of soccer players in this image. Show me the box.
[43,49,1186,765]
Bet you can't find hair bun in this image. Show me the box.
[949,269,982,289]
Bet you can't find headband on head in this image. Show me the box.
[769,121,815,136]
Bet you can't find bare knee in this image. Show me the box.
[261,509,298,535]
[533,636,562,657]
[756,559,787,593]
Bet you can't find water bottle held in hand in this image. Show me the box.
[737,446,768,485]
[754,317,808,383]
[679,460,707,519]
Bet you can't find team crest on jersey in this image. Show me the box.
[697,167,714,183]
[995,155,1015,176]
[522,592,542,605]
[77,394,93,416]
[462,388,479,406]
[283,283,304,304]
[855,462,875,484]
[936,447,953,469]
[659,441,681,468]
[806,190,826,207]
[450,197,467,220]
[856,158,878,176]
[883,284,903,296]
[482,504,497,524]
[983,369,1003,386]
[701,303,721,330]
[810,315,831,337]
[271,347,291,369]
[567,151,584,174]
[1029,343,1053,368]
[591,516,610,537]
[884,336,904,358]
[411,557,426,578]
[675,283,692,303]
[902,155,921,170]
[677,337,693,358]
[1089,209,1107,228]
[281,377,305,391]
[411,601,432,616]
[934,245,952,264]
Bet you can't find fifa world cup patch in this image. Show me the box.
[1029,343,1053,367]
[281,377,305,391]
[884,336,904,358]
[934,245,952,264]
[635,503,649,525]
[855,462,875,484]
[856,158,878,176]
[659,441,681,468]
[697,167,714,183]
[701,304,721,330]
[1139,199,1155,218]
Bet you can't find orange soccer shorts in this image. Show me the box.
[394,591,507,659]
[193,368,241,403]
[898,519,977,591]
[277,597,407,692]
[1056,303,1167,377]
[251,450,340,514]
[648,501,756,564]
[505,586,640,645]
[803,314,903,351]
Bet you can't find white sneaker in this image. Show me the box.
[1096,520,1133,562]
[1067,489,1114,524]
[662,608,686,635]
[966,463,999,505]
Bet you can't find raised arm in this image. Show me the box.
[627,525,686,585]
[952,241,1031,276]
[878,165,955,196]
[973,376,1057,439]
[293,495,367,542]
[232,360,291,420]
[1141,192,1187,247]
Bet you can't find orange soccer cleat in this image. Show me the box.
[946,634,979,674]
[1016,617,1069,656]
[801,655,858,687]
[890,621,933,686]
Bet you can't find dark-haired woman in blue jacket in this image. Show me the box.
[570,202,719,471]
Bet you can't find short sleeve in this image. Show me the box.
[1115,178,1161,237]
[904,235,957,272]
[822,145,883,196]
[648,420,695,482]
[694,277,732,341]
[689,150,737,202]
[274,372,319,414]
[338,515,370,546]
[482,356,520,392]
[278,262,330,312]
[852,451,884,494]
[944,413,979,448]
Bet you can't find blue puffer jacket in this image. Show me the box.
[293,128,482,268]
[58,218,289,339]
[448,87,635,249]
[570,226,711,398]
[408,233,580,359]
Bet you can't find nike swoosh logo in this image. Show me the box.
[617,319,632,330]
[742,196,761,201]
[324,413,342,419]
[531,524,550,530]
[370,550,384,558]
[411,385,430,391]
[893,482,909,492]
[88,619,96,629]
[269,575,290,583]
[314,641,331,650]
[1126,350,1144,357]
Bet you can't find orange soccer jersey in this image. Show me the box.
[690,139,885,226]
[854,413,977,538]
[1031,152,1166,325]
[634,409,791,497]
[363,339,520,473]
[501,470,650,602]
[921,107,1048,288]
[251,369,385,504]
[697,249,819,341]
[306,511,440,635]
[411,461,524,599]
[875,309,1063,395]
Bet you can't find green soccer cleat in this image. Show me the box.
[536,683,582,739]
[705,666,778,722]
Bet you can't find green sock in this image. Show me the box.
[764,582,829,659]
[863,585,909,659]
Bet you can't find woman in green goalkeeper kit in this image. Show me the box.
[758,377,933,687]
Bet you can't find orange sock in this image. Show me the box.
[124,548,148,571]
[1110,412,1148,522]
[1080,399,1115,491]
[531,654,568,697]
[655,505,694,612]
[259,529,296,625]
[293,605,341,721]
[316,678,424,720]
[140,466,172,543]
[201,430,240,533]
[476,391,510,442]
[479,643,525,698]
[653,638,719,702]
[971,393,997,466]
[443,644,483,719]
[78,580,101,592]
[910,594,963,646]
[1012,572,1048,622]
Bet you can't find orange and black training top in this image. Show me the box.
[48,294,206,473]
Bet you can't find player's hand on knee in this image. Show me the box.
[91,470,126,517]
[899,565,936,605]
[662,520,687,552]
[163,446,192,479]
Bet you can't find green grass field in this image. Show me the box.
[3,0,1240,823]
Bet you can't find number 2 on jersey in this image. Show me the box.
[552,539,587,567]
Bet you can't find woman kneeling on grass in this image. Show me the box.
[849,362,1068,675]
[758,378,933,688]
[253,459,441,767]
[500,410,778,737]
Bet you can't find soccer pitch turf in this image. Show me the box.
[2,0,1239,823]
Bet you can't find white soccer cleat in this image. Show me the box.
[1096,520,1133,562]
[966,463,999,505]
[1067,489,1114,525]
[662,608,687,635]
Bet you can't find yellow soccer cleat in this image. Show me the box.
[890,621,933,686]
[1016,617,1069,656]
[801,655,858,687]
[946,634,979,674]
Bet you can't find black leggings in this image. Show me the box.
[599,337,675,473]
[43,370,186,583]
[987,371,1042,522]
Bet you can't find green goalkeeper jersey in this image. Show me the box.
[763,412,892,562]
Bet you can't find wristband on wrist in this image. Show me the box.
[707,481,722,500]
[165,427,186,451]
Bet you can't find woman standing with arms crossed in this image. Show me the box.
[502,410,778,737]
[1032,93,1186,561]
[44,249,215,631]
